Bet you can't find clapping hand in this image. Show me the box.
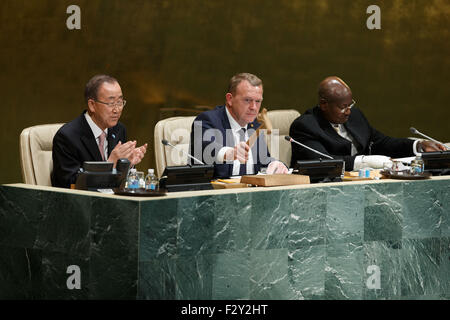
[108,141,148,166]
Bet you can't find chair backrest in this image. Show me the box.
[266,109,301,166]
[154,116,196,177]
[20,124,64,185]
[153,110,301,176]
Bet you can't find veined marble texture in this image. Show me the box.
[0,178,449,300]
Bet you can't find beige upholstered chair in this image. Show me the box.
[153,110,301,177]
[20,124,64,185]
[154,116,196,177]
[266,109,301,167]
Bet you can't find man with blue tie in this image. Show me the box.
[190,73,288,178]
[51,74,147,188]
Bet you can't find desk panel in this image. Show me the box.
[1,178,449,299]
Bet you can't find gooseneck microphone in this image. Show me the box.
[161,139,205,165]
[285,136,334,159]
[409,127,449,150]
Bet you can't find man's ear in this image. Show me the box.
[87,99,96,113]
[319,99,327,111]
[225,92,233,106]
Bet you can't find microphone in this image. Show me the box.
[285,136,334,159]
[409,127,449,150]
[161,139,205,165]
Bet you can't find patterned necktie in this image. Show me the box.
[333,124,340,134]
[98,131,106,161]
[238,128,247,176]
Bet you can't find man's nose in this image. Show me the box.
[249,100,258,109]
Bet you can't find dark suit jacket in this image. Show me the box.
[51,111,127,188]
[289,106,414,170]
[189,105,273,178]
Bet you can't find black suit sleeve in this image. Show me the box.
[364,123,414,159]
[51,131,83,188]
[289,118,355,170]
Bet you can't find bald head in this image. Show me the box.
[318,76,352,103]
[318,76,353,124]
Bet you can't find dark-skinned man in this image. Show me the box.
[289,76,445,171]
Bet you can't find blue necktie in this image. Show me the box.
[238,128,247,176]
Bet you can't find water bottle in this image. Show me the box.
[145,169,159,191]
[127,168,139,189]
[137,171,145,188]
[410,156,424,175]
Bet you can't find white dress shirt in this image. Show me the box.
[85,112,108,159]
[330,123,359,156]
[216,107,255,176]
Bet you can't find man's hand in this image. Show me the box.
[108,141,136,166]
[129,143,148,165]
[266,161,289,174]
[108,141,148,166]
[418,140,447,152]
[224,142,250,163]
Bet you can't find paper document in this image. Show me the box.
[97,188,115,194]
[392,156,415,164]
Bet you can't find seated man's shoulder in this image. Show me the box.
[297,112,316,122]
[196,105,224,118]
[194,106,225,126]
[55,114,84,138]
[291,108,317,128]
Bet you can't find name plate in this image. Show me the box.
[240,174,310,187]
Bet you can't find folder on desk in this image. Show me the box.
[211,178,249,189]
[240,174,310,187]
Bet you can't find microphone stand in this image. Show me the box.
[161,139,205,165]
[285,136,334,159]
[410,127,449,151]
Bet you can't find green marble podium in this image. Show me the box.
[0,178,449,299]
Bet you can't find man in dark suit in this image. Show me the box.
[51,74,147,188]
[289,76,445,171]
[190,73,288,178]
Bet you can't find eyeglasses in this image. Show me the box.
[93,99,126,109]
[336,99,356,113]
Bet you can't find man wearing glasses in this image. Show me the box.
[289,76,444,171]
[51,74,147,188]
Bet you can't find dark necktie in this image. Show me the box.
[238,127,247,176]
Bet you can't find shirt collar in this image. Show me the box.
[84,112,108,139]
[329,122,343,131]
[225,106,247,132]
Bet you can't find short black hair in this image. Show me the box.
[84,74,118,104]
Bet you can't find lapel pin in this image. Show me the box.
[112,133,116,139]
